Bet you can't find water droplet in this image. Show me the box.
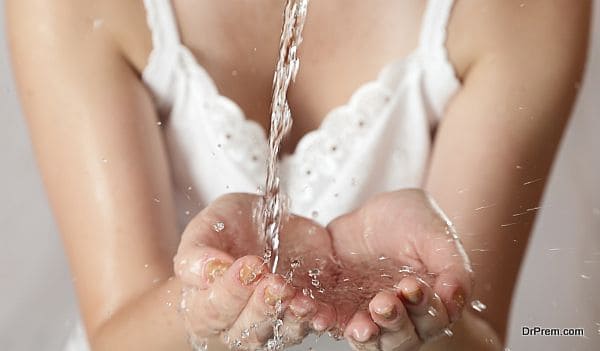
[302,288,314,299]
[290,259,302,269]
[427,306,438,317]
[185,210,191,216]
[156,121,163,126]
[241,329,250,339]
[523,178,542,185]
[144,263,149,268]
[199,341,208,351]
[166,301,172,307]
[93,19,104,30]
[442,328,454,337]
[581,274,591,280]
[471,299,487,312]
[153,197,161,203]
[212,222,225,232]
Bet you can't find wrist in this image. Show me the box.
[420,311,502,351]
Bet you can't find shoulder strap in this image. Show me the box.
[418,0,456,57]
[143,0,182,51]
[142,0,182,111]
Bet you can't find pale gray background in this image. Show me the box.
[1,2,599,350]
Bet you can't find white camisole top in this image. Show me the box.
[142,0,460,228]
[64,0,460,349]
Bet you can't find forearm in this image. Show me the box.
[421,311,502,351]
[90,277,227,351]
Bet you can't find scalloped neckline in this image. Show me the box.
[174,44,422,161]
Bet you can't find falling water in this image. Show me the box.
[257,1,309,350]
[258,0,309,275]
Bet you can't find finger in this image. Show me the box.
[174,245,235,289]
[281,294,318,346]
[368,291,421,351]
[420,196,474,322]
[344,310,380,351]
[396,276,449,341]
[227,274,296,350]
[190,255,267,334]
[432,271,468,323]
[311,301,337,333]
[179,193,263,261]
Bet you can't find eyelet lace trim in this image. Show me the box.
[176,47,418,189]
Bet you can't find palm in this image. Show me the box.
[323,189,473,328]
[179,193,338,295]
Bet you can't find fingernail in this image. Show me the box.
[290,301,310,318]
[452,288,466,310]
[264,285,289,306]
[352,328,373,343]
[312,315,329,332]
[239,264,262,286]
[205,259,230,283]
[402,287,423,305]
[375,305,397,320]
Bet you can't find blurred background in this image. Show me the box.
[1,2,599,350]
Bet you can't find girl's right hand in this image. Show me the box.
[173,193,337,350]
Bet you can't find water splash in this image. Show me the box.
[212,221,225,233]
[470,299,487,312]
[256,1,310,350]
[258,0,309,275]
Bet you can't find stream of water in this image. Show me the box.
[258,0,309,276]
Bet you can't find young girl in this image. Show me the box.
[7,0,590,350]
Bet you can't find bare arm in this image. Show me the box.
[425,0,590,344]
[7,0,199,349]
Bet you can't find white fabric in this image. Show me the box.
[64,0,459,349]
[143,0,460,229]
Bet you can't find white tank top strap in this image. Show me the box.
[142,0,182,111]
[418,0,456,58]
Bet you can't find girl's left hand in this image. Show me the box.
[327,189,474,351]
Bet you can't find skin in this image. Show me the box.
[172,190,472,350]
[6,0,590,350]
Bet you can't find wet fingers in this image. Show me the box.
[396,276,449,341]
[344,310,380,351]
[368,291,421,351]
[226,274,296,349]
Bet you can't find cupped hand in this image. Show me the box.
[326,189,473,351]
[173,193,338,350]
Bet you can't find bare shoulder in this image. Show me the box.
[447,0,591,81]
[6,0,151,74]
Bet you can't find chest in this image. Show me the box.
[169,0,427,155]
